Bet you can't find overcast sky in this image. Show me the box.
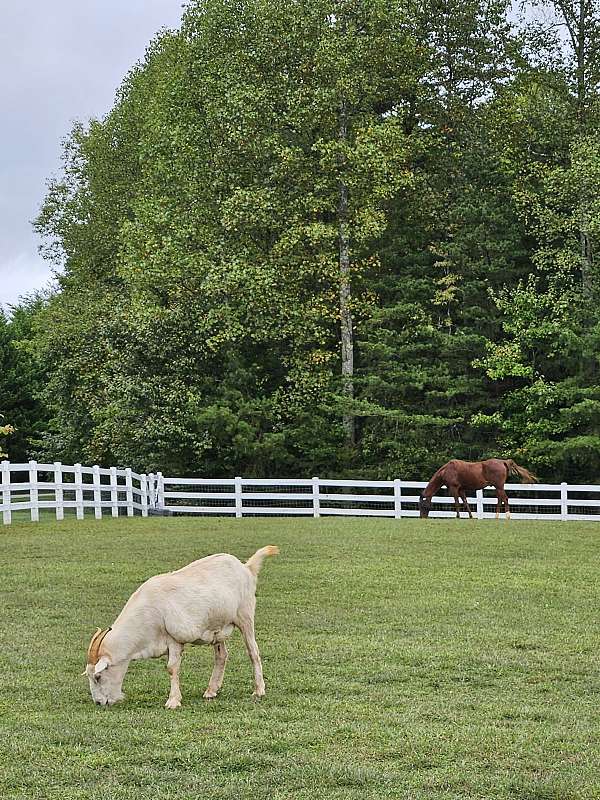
[0,1,184,311]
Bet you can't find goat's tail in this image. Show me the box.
[245,545,280,576]
[503,459,538,484]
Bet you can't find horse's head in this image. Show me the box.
[419,493,432,518]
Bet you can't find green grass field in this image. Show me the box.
[1,516,599,799]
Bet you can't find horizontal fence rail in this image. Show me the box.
[3,462,600,524]
[1,461,148,525]
[157,475,600,522]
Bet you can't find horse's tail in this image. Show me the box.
[503,459,538,484]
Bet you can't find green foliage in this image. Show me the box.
[0,297,50,461]
[19,0,600,481]
[471,2,600,480]
[0,421,14,459]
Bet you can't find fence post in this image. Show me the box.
[560,482,568,521]
[157,472,165,508]
[394,479,402,519]
[148,473,156,509]
[2,461,10,525]
[125,468,134,517]
[140,474,148,517]
[234,476,243,518]
[110,467,119,517]
[476,489,484,520]
[92,465,102,520]
[312,477,320,518]
[74,463,84,520]
[29,460,39,522]
[54,461,64,521]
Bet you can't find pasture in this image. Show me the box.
[1,516,599,799]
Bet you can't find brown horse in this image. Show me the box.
[419,458,538,519]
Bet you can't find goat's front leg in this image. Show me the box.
[238,620,265,698]
[203,642,228,699]
[165,641,184,709]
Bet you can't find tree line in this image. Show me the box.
[3,0,600,481]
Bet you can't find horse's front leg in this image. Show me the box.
[452,492,461,519]
[460,491,473,519]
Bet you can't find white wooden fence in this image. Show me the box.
[156,474,600,521]
[3,461,600,523]
[1,461,148,525]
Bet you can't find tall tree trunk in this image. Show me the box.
[338,98,355,445]
[558,0,594,290]
[581,223,593,291]
[575,0,593,290]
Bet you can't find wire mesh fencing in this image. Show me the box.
[4,462,600,524]
[153,475,600,521]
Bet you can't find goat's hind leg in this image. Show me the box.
[204,642,228,699]
[237,619,265,699]
[165,641,184,709]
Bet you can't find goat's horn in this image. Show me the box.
[87,626,112,664]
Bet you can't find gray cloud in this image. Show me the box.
[1,0,184,309]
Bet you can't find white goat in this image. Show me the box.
[84,545,279,708]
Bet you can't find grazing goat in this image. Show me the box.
[84,545,279,708]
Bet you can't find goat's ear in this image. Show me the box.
[94,656,111,675]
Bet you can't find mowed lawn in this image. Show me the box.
[1,517,599,800]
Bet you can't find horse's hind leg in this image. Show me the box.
[460,490,473,519]
[500,489,510,520]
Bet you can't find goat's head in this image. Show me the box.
[84,627,126,707]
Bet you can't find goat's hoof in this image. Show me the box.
[165,697,182,709]
[203,690,217,700]
[252,690,265,700]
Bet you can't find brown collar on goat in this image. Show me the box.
[87,627,112,665]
